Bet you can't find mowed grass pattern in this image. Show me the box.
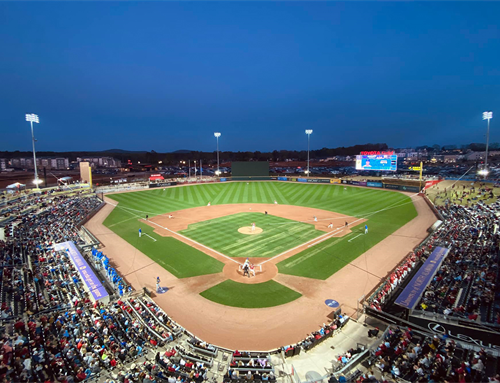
[200,280,302,308]
[102,206,224,278]
[105,182,417,280]
[180,212,323,258]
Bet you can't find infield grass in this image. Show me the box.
[199,280,301,308]
[180,212,323,258]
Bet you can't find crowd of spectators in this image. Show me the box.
[367,198,500,325]
[0,191,217,383]
[10,185,500,383]
[282,313,349,357]
[416,202,500,323]
[361,326,493,382]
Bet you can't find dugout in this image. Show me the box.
[231,161,269,180]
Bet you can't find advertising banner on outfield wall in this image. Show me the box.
[384,183,400,190]
[330,179,341,184]
[278,177,288,181]
[367,181,383,188]
[297,178,308,182]
[400,185,420,193]
[351,181,367,186]
[149,182,178,188]
[307,178,331,183]
[220,178,227,182]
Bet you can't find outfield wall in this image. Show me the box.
[149,176,422,193]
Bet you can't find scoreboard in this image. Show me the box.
[355,154,398,172]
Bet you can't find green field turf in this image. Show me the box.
[180,212,323,258]
[199,280,301,308]
[102,206,224,278]
[104,182,417,283]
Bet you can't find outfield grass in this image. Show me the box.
[276,196,417,279]
[105,182,417,281]
[102,206,224,278]
[199,280,302,308]
[180,212,323,258]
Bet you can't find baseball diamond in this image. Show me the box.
[84,180,435,349]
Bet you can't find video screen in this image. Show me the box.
[355,154,397,171]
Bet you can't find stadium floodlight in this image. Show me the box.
[214,132,221,177]
[482,111,493,178]
[305,130,313,178]
[26,114,40,188]
[478,169,489,176]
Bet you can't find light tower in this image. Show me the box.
[483,111,493,177]
[305,129,313,177]
[214,132,221,176]
[25,113,41,188]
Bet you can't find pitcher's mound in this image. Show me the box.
[238,226,263,235]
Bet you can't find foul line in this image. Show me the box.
[258,192,421,266]
[348,234,363,242]
[106,201,240,265]
[144,233,157,242]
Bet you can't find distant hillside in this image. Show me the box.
[172,150,194,154]
[102,149,148,154]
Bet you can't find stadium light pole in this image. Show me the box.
[214,132,221,176]
[483,111,493,178]
[26,113,41,188]
[305,129,313,178]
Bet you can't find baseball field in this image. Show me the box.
[102,181,418,309]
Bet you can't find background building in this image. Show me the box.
[9,157,69,170]
[76,156,121,168]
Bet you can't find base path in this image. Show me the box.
[86,196,436,350]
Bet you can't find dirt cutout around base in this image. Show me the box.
[238,226,263,235]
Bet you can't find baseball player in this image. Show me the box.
[139,228,142,238]
[328,222,334,229]
[168,214,173,219]
[242,258,250,269]
[252,222,256,231]
[156,281,161,293]
[313,216,318,222]
[243,264,250,278]
[146,214,148,220]
[345,221,348,228]
[274,200,278,205]
[365,224,368,234]
[249,264,256,277]
[207,202,211,206]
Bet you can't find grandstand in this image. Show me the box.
[2,181,500,383]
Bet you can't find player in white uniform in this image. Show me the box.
[251,222,256,231]
[249,264,256,277]
[313,216,318,222]
[207,202,211,206]
[328,222,334,229]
